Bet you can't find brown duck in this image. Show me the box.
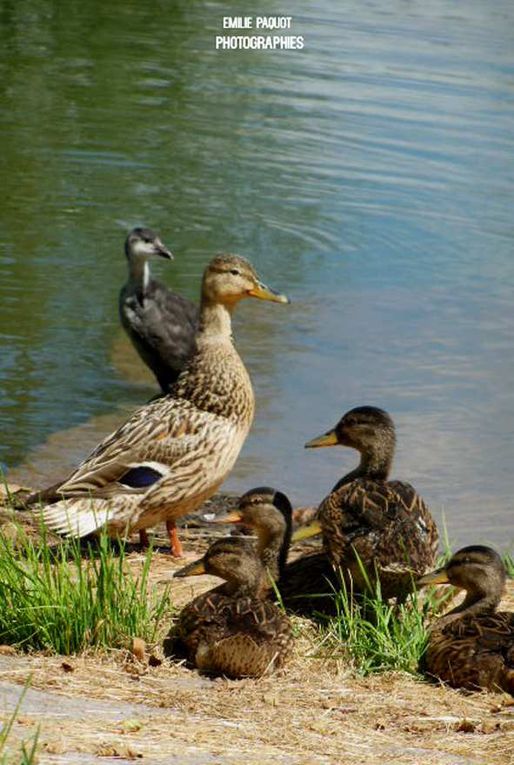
[294,406,439,600]
[418,545,514,694]
[32,255,288,557]
[216,486,338,614]
[165,538,293,678]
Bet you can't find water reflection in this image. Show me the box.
[1,1,514,549]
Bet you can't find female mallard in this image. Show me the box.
[119,227,198,391]
[216,487,338,614]
[165,538,293,678]
[294,406,439,600]
[35,255,289,556]
[418,546,513,694]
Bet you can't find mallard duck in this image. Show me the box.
[119,227,199,392]
[34,255,289,556]
[418,546,513,694]
[164,538,293,678]
[216,487,338,614]
[294,406,439,600]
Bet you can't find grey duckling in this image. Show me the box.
[119,227,199,392]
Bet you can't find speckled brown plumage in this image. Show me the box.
[319,477,437,599]
[35,255,288,549]
[419,546,514,694]
[304,406,438,601]
[165,538,293,678]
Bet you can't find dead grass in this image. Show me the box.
[0,492,512,764]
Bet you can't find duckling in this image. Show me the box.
[216,487,338,614]
[165,538,293,678]
[215,487,292,582]
[294,406,438,600]
[34,255,289,557]
[119,227,198,391]
[418,546,513,694]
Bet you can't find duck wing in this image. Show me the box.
[427,612,514,693]
[320,478,438,594]
[120,279,198,385]
[45,397,224,499]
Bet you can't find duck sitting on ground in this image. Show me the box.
[119,227,199,392]
[215,487,338,614]
[31,255,289,557]
[418,546,513,695]
[164,538,293,678]
[294,406,439,601]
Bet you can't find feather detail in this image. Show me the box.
[41,501,112,538]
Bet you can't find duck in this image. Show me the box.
[294,406,439,601]
[33,254,289,557]
[418,546,513,694]
[119,227,199,392]
[215,487,338,614]
[164,537,293,678]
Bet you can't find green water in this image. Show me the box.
[1,1,514,549]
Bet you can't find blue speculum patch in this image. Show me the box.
[120,466,162,488]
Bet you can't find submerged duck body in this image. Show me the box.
[119,227,198,391]
[35,255,289,555]
[167,538,293,678]
[298,406,438,600]
[419,546,514,694]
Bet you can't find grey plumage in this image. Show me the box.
[119,227,199,391]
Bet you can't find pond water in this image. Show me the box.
[1,0,514,550]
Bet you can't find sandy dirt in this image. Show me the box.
[0,488,512,765]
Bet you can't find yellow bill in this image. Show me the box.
[305,429,339,448]
[208,510,244,524]
[417,567,450,586]
[291,518,323,542]
[174,558,207,578]
[248,280,290,304]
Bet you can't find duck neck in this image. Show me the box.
[197,300,234,342]
[356,448,393,480]
[440,586,502,627]
[128,258,151,295]
[258,526,291,583]
[335,448,392,490]
[222,569,267,599]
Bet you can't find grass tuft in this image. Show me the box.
[316,569,448,676]
[0,523,172,654]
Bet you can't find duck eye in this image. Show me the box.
[230,269,240,276]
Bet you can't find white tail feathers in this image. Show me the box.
[39,501,111,538]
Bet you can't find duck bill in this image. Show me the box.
[209,510,245,524]
[291,518,323,542]
[155,239,174,260]
[305,429,338,448]
[174,558,206,578]
[417,567,450,586]
[248,281,289,304]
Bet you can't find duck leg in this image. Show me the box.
[166,519,184,558]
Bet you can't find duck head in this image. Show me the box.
[125,227,173,261]
[201,254,289,309]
